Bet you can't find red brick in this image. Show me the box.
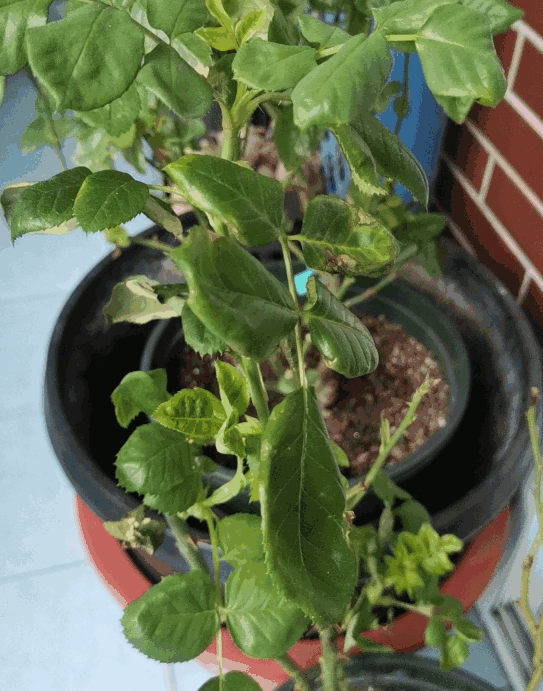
[523,278,543,330]
[486,164,543,274]
[494,27,518,76]
[468,100,543,201]
[446,179,524,295]
[508,0,543,38]
[448,128,489,191]
[513,39,543,121]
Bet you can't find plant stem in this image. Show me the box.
[204,507,222,602]
[345,375,432,509]
[279,232,307,387]
[274,655,312,691]
[319,627,341,691]
[219,102,240,162]
[131,237,175,253]
[241,357,269,428]
[166,515,209,574]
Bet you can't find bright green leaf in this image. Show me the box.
[441,633,469,670]
[203,451,246,503]
[111,368,169,427]
[425,615,448,647]
[166,155,282,246]
[27,4,144,111]
[122,571,219,662]
[235,9,267,44]
[215,360,250,417]
[304,276,378,378]
[115,423,201,514]
[143,195,184,238]
[0,0,48,76]
[199,671,262,691]
[218,514,265,567]
[9,167,91,241]
[225,562,310,658]
[204,0,234,31]
[233,39,317,91]
[74,170,148,233]
[137,44,213,120]
[195,25,237,51]
[296,195,399,277]
[292,31,392,130]
[170,230,297,360]
[181,304,229,357]
[460,0,523,34]
[374,0,460,33]
[103,276,185,325]
[152,387,226,442]
[261,387,358,627]
[332,442,349,468]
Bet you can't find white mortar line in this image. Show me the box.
[517,270,533,304]
[479,155,496,202]
[514,19,543,54]
[439,212,478,257]
[505,91,543,142]
[505,30,525,91]
[443,156,542,281]
[465,120,543,220]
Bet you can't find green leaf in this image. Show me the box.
[336,112,430,206]
[261,387,358,627]
[298,14,349,48]
[296,195,399,277]
[394,499,432,533]
[441,633,469,670]
[181,304,228,356]
[199,671,262,691]
[418,241,443,278]
[218,514,265,567]
[0,0,48,76]
[434,594,464,620]
[166,155,282,246]
[141,0,209,37]
[172,32,213,71]
[115,422,201,513]
[1,182,32,227]
[460,0,523,34]
[425,615,448,647]
[371,469,412,505]
[204,0,234,31]
[103,276,185,325]
[9,167,92,241]
[103,504,166,555]
[143,195,184,238]
[152,387,227,442]
[233,39,317,91]
[170,231,297,360]
[111,369,169,427]
[75,83,141,138]
[235,9,267,44]
[373,0,459,34]
[332,123,386,197]
[27,4,144,111]
[304,276,378,378]
[292,31,392,130]
[352,636,394,653]
[397,213,447,247]
[195,25,237,51]
[74,170,148,233]
[122,571,219,662]
[224,562,310,658]
[267,3,298,45]
[137,44,213,120]
[454,616,482,642]
[415,4,507,108]
[273,104,322,171]
[332,442,349,468]
[103,225,131,248]
[214,360,250,417]
[433,93,474,123]
[203,449,246,502]
[207,53,237,108]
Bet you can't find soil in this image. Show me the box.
[174,314,449,478]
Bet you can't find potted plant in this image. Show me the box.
[0,0,532,688]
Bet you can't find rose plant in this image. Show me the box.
[0,0,522,688]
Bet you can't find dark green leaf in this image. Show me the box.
[298,14,349,48]
[9,167,92,241]
[137,44,213,120]
[296,195,399,277]
[434,594,464,620]
[152,387,226,442]
[115,423,201,514]
[75,83,141,138]
[27,4,144,111]
[122,571,219,662]
[171,231,297,360]
[332,123,384,197]
[454,616,482,642]
[141,0,209,37]
[104,276,185,325]
[304,276,378,378]
[181,304,228,357]
[418,241,443,278]
[261,387,358,627]
[207,53,237,108]
[166,155,282,246]
[371,469,412,505]
[460,0,523,34]
[292,31,392,130]
[111,369,169,427]
[267,3,298,45]
[397,213,447,247]
[394,499,432,533]
[103,505,166,555]
[352,636,394,653]
[273,105,322,171]
[225,562,310,658]
[199,671,262,691]
[218,514,265,567]
[0,0,48,76]
[233,39,317,91]
[215,360,250,417]
[74,170,149,233]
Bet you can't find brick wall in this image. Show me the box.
[434,0,543,336]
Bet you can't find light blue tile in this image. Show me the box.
[1,411,85,578]
[0,563,170,691]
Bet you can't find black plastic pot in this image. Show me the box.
[274,654,499,691]
[44,218,541,576]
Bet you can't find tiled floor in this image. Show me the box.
[0,70,523,691]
